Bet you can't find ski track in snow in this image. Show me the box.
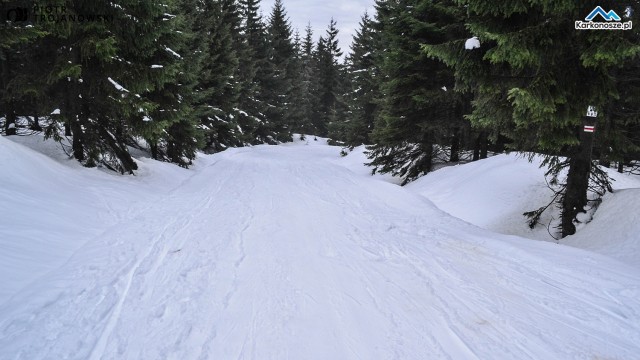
[1,143,640,359]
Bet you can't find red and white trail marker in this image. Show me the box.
[584,125,595,133]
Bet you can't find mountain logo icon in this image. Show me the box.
[585,6,622,21]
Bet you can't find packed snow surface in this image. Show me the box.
[1,137,640,359]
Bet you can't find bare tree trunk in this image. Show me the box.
[449,127,460,162]
[420,131,434,174]
[150,141,158,160]
[71,115,84,161]
[561,118,595,238]
[100,125,138,174]
[472,132,481,161]
[31,113,42,131]
[5,108,16,136]
[598,104,612,168]
[480,132,488,159]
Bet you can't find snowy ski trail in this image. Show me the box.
[1,143,640,359]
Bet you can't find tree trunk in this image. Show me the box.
[561,118,595,238]
[150,141,158,160]
[31,113,42,131]
[99,126,138,174]
[472,131,489,160]
[598,104,612,168]
[5,108,17,136]
[480,132,488,159]
[64,84,72,136]
[71,117,84,161]
[424,142,433,173]
[449,127,460,162]
[472,132,481,161]
[416,131,434,179]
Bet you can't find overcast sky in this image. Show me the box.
[260,0,375,57]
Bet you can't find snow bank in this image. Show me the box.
[333,145,402,184]
[406,154,550,236]
[407,153,640,268]
[0,135,196,303]
[564,188,640,266]
[0,136,109,303]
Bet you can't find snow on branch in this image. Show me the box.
[465,36,480,50]
[107,77,129,92]
[164,47,182,58]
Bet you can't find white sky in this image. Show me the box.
[260,0,375,57]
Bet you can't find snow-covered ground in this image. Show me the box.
[1,136,640,359]
[406,152,640,269]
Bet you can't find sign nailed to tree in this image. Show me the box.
[586,106,598,117]
[584,125,595,133]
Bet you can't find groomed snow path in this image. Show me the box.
[2,142,640,359]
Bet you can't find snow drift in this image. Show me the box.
[407,153,640,269]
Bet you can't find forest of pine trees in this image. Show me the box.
[2,0,640,237]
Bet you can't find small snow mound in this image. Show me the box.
[407,153,640,268]
[465,36,481,50]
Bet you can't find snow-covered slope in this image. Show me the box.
[1,137,640,359]
[0,136,198,304]
[406,154,550,237]
[563,188,640,266]
[407,153,640,268]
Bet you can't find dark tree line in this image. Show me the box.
[332,0,640,238]
[421,0,640,237]
[1,0,344,170]
[3,0,640,238]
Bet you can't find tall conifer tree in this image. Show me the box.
[265,0,295,141]
[425,0,640,236]
[339,12,379,148]
[366,0,467,184]
[296,24,317,135]
[312,19,344,137]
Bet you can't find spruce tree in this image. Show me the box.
[237,0,274,144]
[425,0,640,237]
[366,0,468,184]
[32,0,202,173]
[0,3,46,135]
[191,0,242,153]
[109,0,201,169]
[340,12,379,148]
[595,56,640,172]
[312,19,344,137]
[296,24,317,136]
[265,0,295,142]
[287,30,307,135]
